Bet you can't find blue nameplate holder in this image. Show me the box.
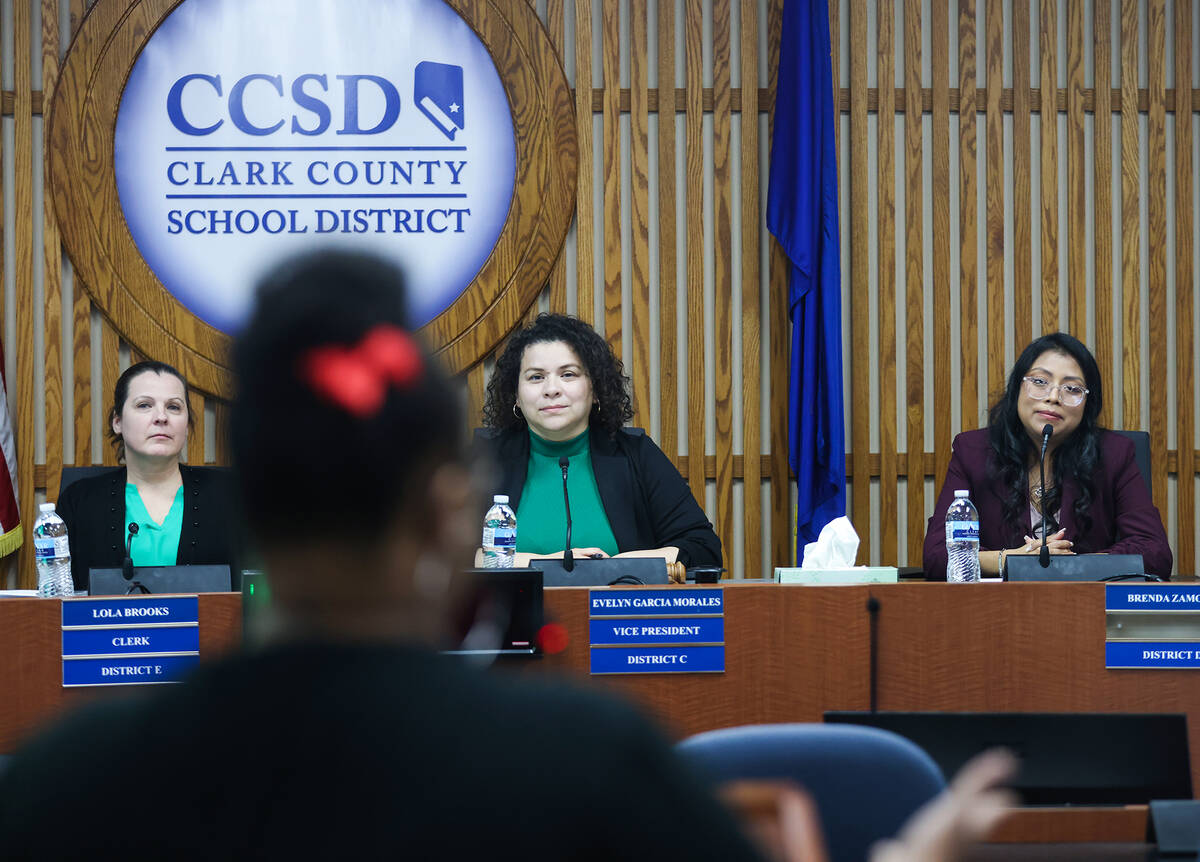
[1105,585,1200,669]
[62,596,201,687]
[588,588,724,675]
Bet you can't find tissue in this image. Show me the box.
[801,516,860,569]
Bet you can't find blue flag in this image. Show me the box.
[767,0,845,563]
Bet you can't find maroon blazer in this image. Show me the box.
[923,429,1173,580]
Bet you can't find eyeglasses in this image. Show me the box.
[1022,375,1089,407]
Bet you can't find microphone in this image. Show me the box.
[559,456,574,573]
[122,522,139,581]
[866,596,880,713]
[1039,424,1052,568]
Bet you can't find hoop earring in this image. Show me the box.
[513,403,522,419]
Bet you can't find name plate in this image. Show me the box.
[1106,585,1200,610]
[1105,585,1200,669]
[588,617,724,645]
[589,588,724,675]
[62,625,200,657]
[1105,642,1200,669]
[588,589,723,617]
[591,645,725,674]
[62,655,201,687]
[62,595,199,627]
[62,595,201,687]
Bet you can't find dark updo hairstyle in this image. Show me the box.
[987,331,1104,543]
[482,313,633,437]
[231,251,463,547]
[107,360,193,463]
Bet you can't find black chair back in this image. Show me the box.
[1114,430,1152,495]
[57,466,121,501]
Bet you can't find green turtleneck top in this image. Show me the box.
[515,430,619,556]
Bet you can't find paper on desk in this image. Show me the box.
[801,516,860,569]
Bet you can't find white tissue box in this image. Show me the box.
[774,566,899,585]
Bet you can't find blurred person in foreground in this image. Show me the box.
[0,252,764,861]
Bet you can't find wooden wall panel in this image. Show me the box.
[1065,0,1086,337]
[877,0,897,567]
[904,0,924,563]
[547,0,568,315]
[1040,0,1060,331]
[574,0,594,325]
[985,0,1005,399]
[1094,0,1114,431]
[1121,0,1140,425]
[684,1,706,506]
[931,0,951,489]
[42,0,63,518]
[1175,0,1195,578]
[850,0,869,560]
[7,0,1200,587]
[601,0,621,355]
[1146,0,1168,518]
[739,0,762,583]
[657,0,678,461]
[630,0,651,432]
[713,0,734,561]
[1012,0,1032,346]
[958,0,978,437]
[14,0,35,586]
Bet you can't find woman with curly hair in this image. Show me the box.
[479,313,721,568]
[923,332,1172,579]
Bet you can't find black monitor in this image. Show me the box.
[241,568,544,658]
[445,568,543,657]
[824,711,1192,805]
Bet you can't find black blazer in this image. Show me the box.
[477,427,722,568]
[56,465,239,591]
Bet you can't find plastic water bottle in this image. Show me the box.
[481,494,517,568]
[945,490,980,583]
[33,502,74,597]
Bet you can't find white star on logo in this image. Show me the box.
[449,102,460,113]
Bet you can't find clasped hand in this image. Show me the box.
[1014,528,1073,555]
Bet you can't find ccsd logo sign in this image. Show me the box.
[113,0,515,333]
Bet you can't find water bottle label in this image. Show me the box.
[34,536,69,559]
[482,527,517,549]
[945,521,979,543]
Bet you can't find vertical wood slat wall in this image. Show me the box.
[842,0,1200,574]
[6,1,1200,586]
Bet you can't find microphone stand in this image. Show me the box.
[559,456,574,573]
[122,522,140,581]
[1039,424,1052,568]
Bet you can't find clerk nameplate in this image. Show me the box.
[590,645,725,674]
[62,625,199,657]
[62,654,200,687]
[588,617,724,645]
[62,595,199,627]
[1105,642,1200,669]
[588,589,723,617]
[1105,585,1200,611]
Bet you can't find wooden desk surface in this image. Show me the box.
[2,582,1197,819]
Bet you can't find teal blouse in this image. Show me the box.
[516,430,619,556]
[124,484,185,566]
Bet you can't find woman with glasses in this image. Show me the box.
[923,332,1172,579]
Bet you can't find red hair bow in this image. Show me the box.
[300,324,424,417]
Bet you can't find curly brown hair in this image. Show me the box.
[483,314,633,437]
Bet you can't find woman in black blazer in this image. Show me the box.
[56,361,237,591]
